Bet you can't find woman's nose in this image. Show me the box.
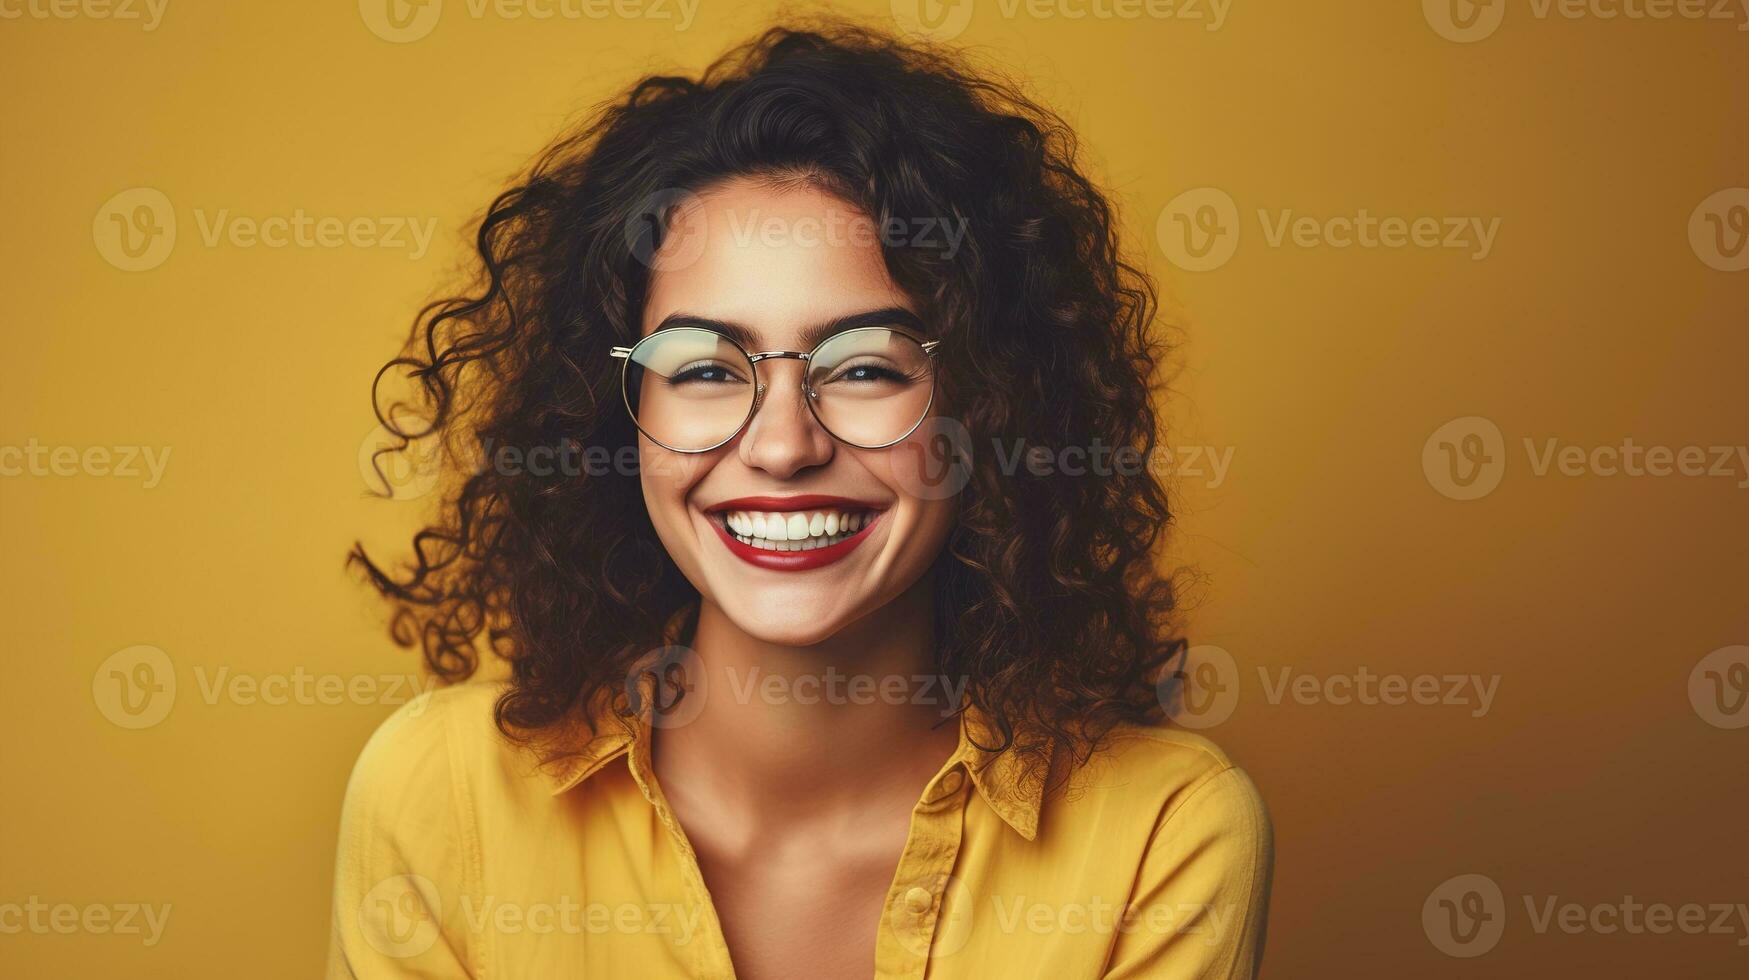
[737,361,835,478]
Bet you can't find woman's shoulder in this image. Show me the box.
[339,679,527,812]
[1064,723,1274,976]
[1059,721,1271,845]
[326,682,516,976]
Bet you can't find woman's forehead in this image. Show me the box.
[640,181,912,345]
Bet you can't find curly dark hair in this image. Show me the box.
[351,18,1186,780]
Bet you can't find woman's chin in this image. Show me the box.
[710,598,854,650]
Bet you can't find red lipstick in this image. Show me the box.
[701,495,886,571]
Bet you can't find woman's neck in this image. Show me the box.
[650,572,963,830]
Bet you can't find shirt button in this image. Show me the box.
[904,886,932,913]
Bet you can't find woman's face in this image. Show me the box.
[635,178,957,647]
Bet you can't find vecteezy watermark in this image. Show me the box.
[1422,416,1749,501]
[1423,873,1508,957]
[719,208,970,261]
[1157,188,1500,272]
[1425,0,1749,43]
[888,873,1235,961]
[359,412,448,502]
[623,646,973,728]
[357,0,699,43]
[623,189,972,271]
[1159,645,1501,729]
[363,425,1236,505]
[0,0,168,29]
[1256,666,1499,717]
[1424,873,1749,957]
[359,875,443,959]
[1421,416,1507,501]
[989,896,1233,944]
[91,644,438,729]
[358,876,704,959]
[1689,645,1749,730]
[721,666,970,716]
[0,898,172,947]
[0,440,171,488]
[1689,187,1749,272]
[1158,644,1241,729]
[988,439,1235,488]
[890,0,1229,42]
[459,897,703,943]
[93,187,437,271]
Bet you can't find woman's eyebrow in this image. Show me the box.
[798,308,928,348]
[649,307,927,350]
[648,314,760,350]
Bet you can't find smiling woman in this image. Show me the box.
[329,19,1271,980]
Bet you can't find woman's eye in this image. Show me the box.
[669,362,743,384]
[827,362,908,384]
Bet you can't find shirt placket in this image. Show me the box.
[623,725,740,980]
[874,762,972,980]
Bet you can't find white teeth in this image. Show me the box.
[718,507,880,553]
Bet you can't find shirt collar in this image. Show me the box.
[535,677,1048,841]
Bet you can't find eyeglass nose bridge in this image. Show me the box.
[747,350,820,409]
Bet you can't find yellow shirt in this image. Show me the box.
[325,680,1273,979]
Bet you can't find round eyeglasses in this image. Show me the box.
[609,325,942,453]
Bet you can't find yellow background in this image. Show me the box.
[3,0,1746,976]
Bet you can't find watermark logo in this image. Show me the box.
[1689,187,1749,272]
[95,188,437,268]
[1423,416,1507,501]
[1159,644,1240,730]
[359,412,446,501]
[1424,417,1749,500]
[1157,187,1240,272]
[359,0,443,42]
[1689,645,1749,730]
[1427,873,1749,954]
[1159,191,1500,271]
[94,188,176,272]
[626,188,708,272]
[1423,873,1506,957]
[891,0,976,39]
[1161,652,1501,728]
[625,644,708,729]
[93,646,436,728]
[1423,0,1506,42]
[360,874,443,958]
[892,873,974,957]
[92,645,176,730]
[891,415,975,501]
